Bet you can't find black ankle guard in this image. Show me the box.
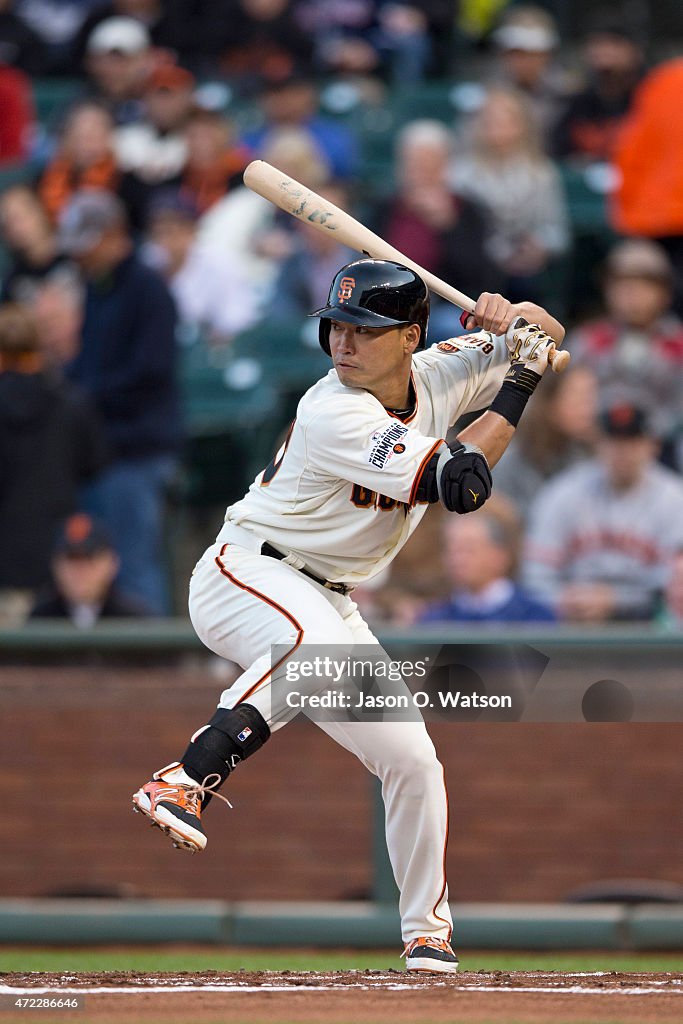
[181,704,270,792]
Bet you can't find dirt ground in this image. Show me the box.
[1,970,682,1024]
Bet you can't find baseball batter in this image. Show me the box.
[133,259,564,973]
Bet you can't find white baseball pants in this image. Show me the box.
[188,527,452,943]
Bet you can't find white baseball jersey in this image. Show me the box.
[218,332,510,585]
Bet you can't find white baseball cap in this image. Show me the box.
[87,17,150,56]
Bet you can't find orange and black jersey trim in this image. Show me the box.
[409,440,444,507]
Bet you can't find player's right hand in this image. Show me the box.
[461,292,514,335]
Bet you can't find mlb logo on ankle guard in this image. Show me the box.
[237,727,253,742]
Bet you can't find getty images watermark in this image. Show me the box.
[267,642,683,724]
[283,654,511,712]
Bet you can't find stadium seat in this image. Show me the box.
[229,318,331,419]
[31,78,83,128]
[179,339,285,505]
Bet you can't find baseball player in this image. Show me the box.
[133,259,564,973]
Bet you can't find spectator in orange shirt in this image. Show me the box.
[612,58,683,315]
[180,107,248,215]
[39,101,120,224]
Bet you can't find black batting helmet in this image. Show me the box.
[310,258,430,355]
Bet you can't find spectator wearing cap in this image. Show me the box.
[417,502,555,625]
[58,188,181,615]
[38,101,120,225]
[143,189,259,343]
[30,513,153,626]
[491,4,574,145]
[74,1,233,78]
[76,1,164,61]
[0,303,107,624]
[553,13,645,162]
[612,58,683,318]
[85,16,152,125]
[567,239,683,444]
[114,63,194,186]
[523,401,683,622]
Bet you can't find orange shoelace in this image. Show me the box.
[157,773,233,812]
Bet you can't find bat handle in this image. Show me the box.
[547,346,570,374]
[507,313,571,374]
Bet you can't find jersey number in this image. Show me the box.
[351,484,401,511]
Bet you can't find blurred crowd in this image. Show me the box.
[0,0,682,629]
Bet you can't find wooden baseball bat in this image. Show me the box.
[243,159,570,373]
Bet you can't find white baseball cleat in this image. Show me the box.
[403,936,459,973]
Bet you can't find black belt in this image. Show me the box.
[261,542,352,595]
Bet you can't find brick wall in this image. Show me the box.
[3,665,681,902]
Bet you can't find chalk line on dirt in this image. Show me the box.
[1,983,681,997]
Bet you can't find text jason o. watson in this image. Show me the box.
[285,691,513,710]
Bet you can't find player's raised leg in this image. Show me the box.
[133,541,358,851]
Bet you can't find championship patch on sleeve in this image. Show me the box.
[366,422,409,469]
[436,333,495,354]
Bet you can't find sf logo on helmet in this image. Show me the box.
[337,276,356,302]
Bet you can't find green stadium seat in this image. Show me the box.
[0,160,34,192]
[31,78,83,128]
[179,339,285,505]
[388,82,461,126]
[559,161,612,236]
[558,160,620,317]
[229,318,331,418]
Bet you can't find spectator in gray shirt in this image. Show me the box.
[523,401,683,622]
